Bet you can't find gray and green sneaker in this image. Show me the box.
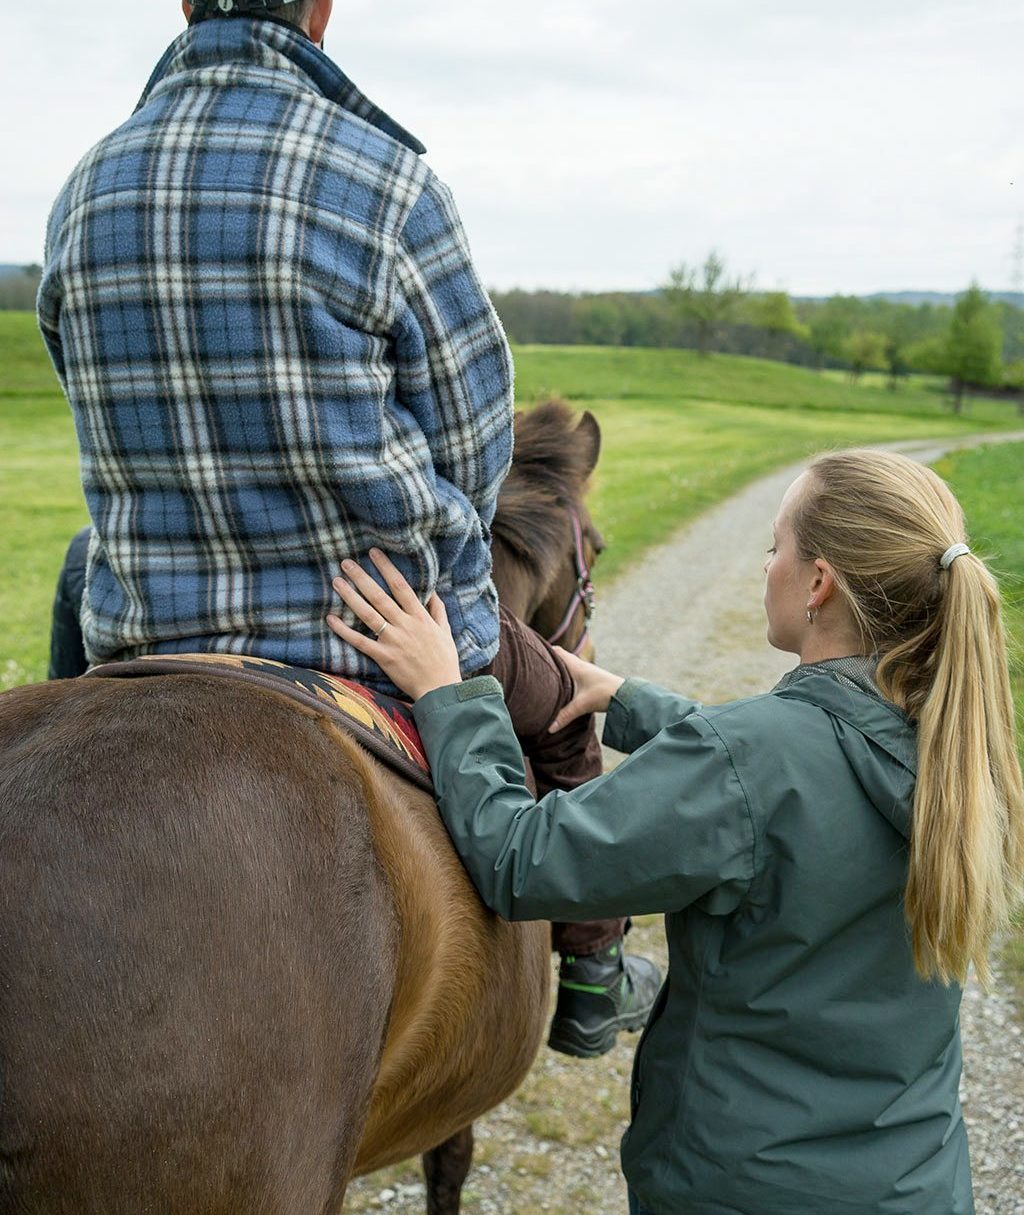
[548,940,662,1059]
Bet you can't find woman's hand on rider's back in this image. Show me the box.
[328,549,626,720]
[327,550,462,701]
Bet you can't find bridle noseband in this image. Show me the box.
[545,509,596,656]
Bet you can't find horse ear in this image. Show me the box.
[576,410,601,477]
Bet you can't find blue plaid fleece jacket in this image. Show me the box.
[38,17,514,687]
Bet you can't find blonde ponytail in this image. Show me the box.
[794,450,1024,985]
[903,553,1023,984]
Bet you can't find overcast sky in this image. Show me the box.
[3,1,1020,295]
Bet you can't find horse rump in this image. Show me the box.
[0,674,397,1214]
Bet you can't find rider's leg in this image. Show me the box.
[552,919,622,955]
[484,605,603,797]
[482,606,661,1058]
[49,527,91,680]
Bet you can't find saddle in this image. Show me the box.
[83,653,433,793]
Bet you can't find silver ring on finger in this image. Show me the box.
[375,621,390,639]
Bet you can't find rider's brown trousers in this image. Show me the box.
[479,607,627,958]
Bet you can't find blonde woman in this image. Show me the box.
[328,449,1023,1215]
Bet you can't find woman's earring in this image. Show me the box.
[806,608,817,624]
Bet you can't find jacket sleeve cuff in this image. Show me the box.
[603,678,649,753]
[603,677,702,754]
[413,675,504,720]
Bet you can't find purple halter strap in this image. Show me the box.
[545,509,596,656]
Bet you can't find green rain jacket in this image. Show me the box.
[411,663,973,1215]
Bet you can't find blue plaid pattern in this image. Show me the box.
[38,17,514,688]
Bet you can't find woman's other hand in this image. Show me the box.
[548,649,626,732]
[327,549,462,701]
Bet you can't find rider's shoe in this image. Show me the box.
[547,939,662,1059]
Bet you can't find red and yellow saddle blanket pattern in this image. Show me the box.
[84,653,432,793]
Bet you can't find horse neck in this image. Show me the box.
[490,536,543,624]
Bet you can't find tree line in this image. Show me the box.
[4,255,1021,413]
[492,253,1024,413]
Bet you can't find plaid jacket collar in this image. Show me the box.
[137,16,427,155]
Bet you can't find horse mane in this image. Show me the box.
[492,399,594,582]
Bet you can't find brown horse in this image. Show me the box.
[0,401,602,1215]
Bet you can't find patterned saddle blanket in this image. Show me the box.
[83,653,433,793]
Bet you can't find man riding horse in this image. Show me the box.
[40,0,658,1057]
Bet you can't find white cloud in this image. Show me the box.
[1,1,1020,293]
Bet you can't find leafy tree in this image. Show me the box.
[749,290,808,338]
[841,330,889,382]
[573,295,626,346]
[806,295,862,366]
[1000,360,1024,416]
[616,293,678,347]
[904,336,949,375]
[883,306,927,387]
[996,300,1024,363]
[663,251,750,356]
[1001,360,1024,389]
[884,337,909,388]
[490,289,577,345]
[945,284,1001,412]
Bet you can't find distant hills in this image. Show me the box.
[803,291,1024,309]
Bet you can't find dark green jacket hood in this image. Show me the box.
[773,668,917,840]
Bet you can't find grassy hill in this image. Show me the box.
[515,344,1020,583]
[2,312,1022,689]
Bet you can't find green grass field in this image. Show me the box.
[2,313,1023,690]
[0,314,89,690]
[517,344,1020,584]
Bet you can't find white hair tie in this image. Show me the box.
[940,543,970,569]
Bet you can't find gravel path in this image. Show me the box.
[347,430,1024,1214]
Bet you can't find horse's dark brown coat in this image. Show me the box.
[0,401,600,1214]
[0,676,396,1213]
